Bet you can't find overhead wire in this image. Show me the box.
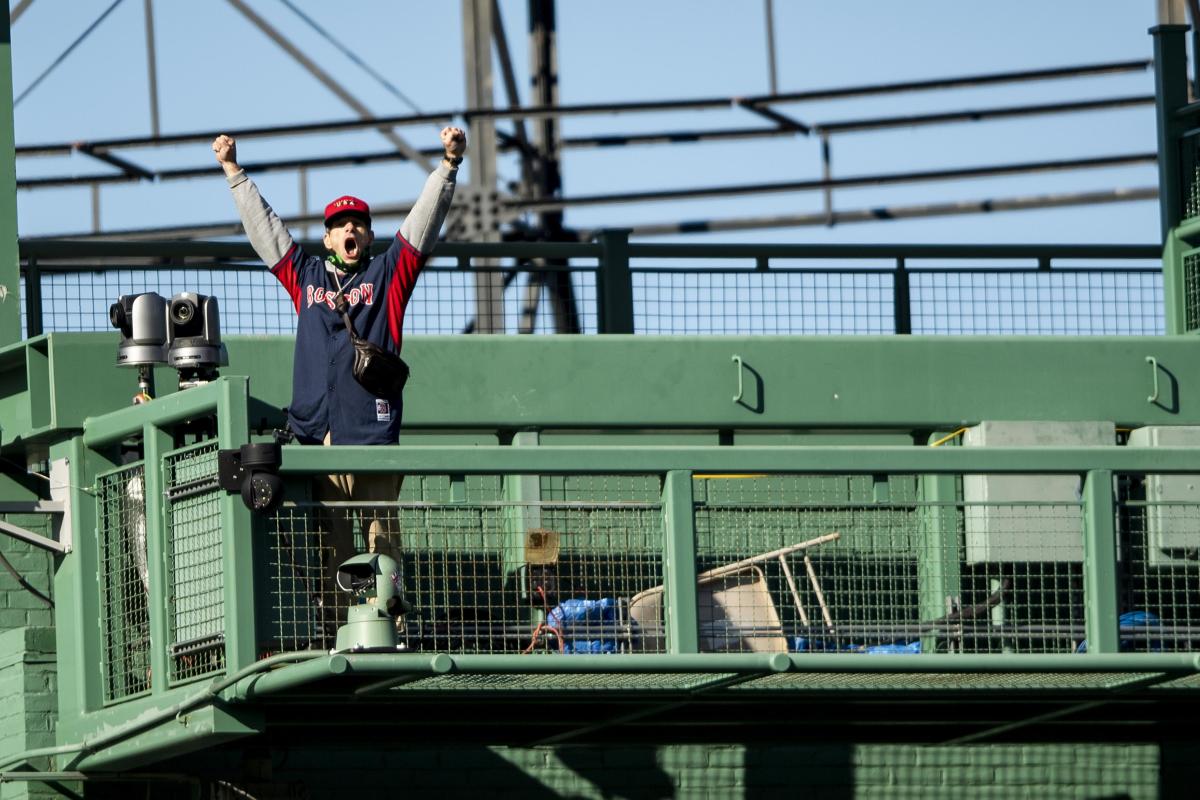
[14,0,128,107]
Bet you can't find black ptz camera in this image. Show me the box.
[218,442,284,514]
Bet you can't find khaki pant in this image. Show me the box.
[314,431,404,575]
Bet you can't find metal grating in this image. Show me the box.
[164,442,226,683]
[910,270,1163,335]
[633,270,895,334]
[96,464,151,702]
[406,263,599,334]
[23,260,1162,339]
[1185,252,1200,333]
[380,673,734,693]
[266,496,664,655]
[733,672,1162,692]
[693,475,1086,656]
[1115,475,1200,653]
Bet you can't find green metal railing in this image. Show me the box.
[45,376,1200,773]
[18,238,1164,337]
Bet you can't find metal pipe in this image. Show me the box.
[22,239,1158,261]
[508,152,1158,211]
[14,60,1152,157]
[142,0,160,138]
[226,650,1200,706]
[764,0,778,95]
[627,186,1159,238]
[0,651,324,773]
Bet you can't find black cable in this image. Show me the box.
[275,0,423,114]
[14,0,128,107]
[0,549,53,608]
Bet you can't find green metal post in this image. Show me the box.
[917,448,961,653]
[503,431,540,622]
[661,470,698,653]
[0,13,20,345]
[217,377,256,671]
[1162,231,1188,334]
[893,258,911,335]
[595,228,634,334]
[1082,469,1120,654]
[22,256,40,337]
[141,422,172,693]
[1151,24,1190,242]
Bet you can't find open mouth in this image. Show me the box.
[344,238,359,259]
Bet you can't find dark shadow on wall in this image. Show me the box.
[1160,741,1200,799]
[744,744,854,800]
[554,745,674,800]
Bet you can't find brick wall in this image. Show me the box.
[0,514,55,632]
[0,627,59,800]
[104,740,1193,799]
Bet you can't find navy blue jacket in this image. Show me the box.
[270,235,426,444]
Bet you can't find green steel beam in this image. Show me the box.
[1152,25,1191,240]
[216,376,256,672]
[82,377,248,448]
[9,336,1200,448]
[1082,470,1120,655]
[595,229,634,334]
[142,425,172,694]
[0,14,18,346]
[662,470,699,654]
[917,442,961,653]
[280,444,1200,476]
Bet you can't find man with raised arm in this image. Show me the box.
[213,127,466,563]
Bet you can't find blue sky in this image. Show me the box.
[7,0,1167,245]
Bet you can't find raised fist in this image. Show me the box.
[441,126,467,158]
[212,134,238,167]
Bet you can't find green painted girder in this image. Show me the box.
[281,444,1200,475]
[396,335,1200,429]
[6,334,1200,451]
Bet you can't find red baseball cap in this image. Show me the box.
[324,195,371,227]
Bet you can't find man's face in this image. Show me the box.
[323,214,374,266]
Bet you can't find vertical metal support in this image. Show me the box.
[1082,469,1120,655]
[503,431,541,578]
[23,255,42,337]
[298,166,309,241]
[661,470,698,654]
[217,377,256,671]
[528,0,581,333]
[821,134,834,227]
[893,257,911,335]
[1151,24,1191,241]
[143,0,160,138]
[595,228,634,334]
[91,184,101,234]
[0,12,21,346]
[61,438,120,717]
[917,448,961,654]
[763,0,778,95]
[463,0,504,331]
[141,421,172,693]
[1162,231,1188,334]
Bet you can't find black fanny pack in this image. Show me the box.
[335,292,410,397]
